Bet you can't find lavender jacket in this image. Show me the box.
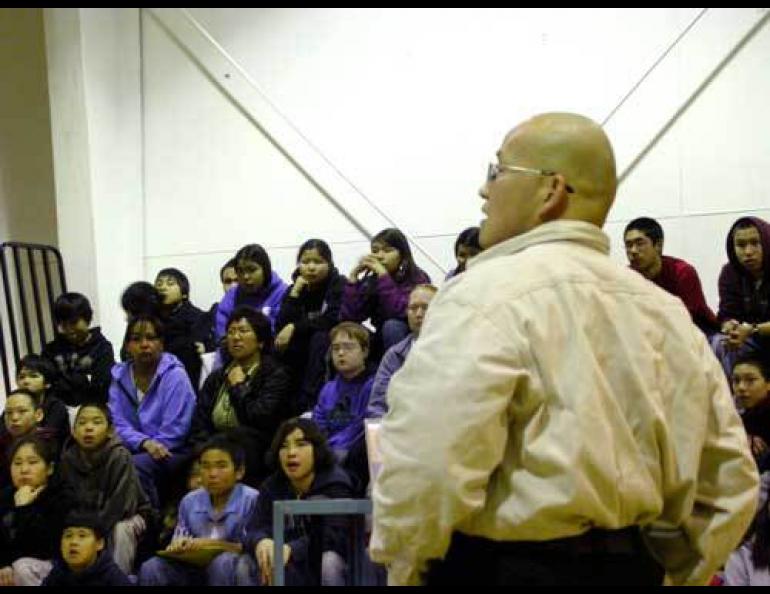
[313,372,375,453]
[367,334,415,418]
[215,271,289,338]
[108,352,195,453]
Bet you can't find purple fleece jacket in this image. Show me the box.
[215,271,289,338]
[108,352,195,453]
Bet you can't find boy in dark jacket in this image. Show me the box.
[42,509,133,586]
[42,292,115,406]
[155,267,209,390]
[59,402,154,574]
[713,216,770,376]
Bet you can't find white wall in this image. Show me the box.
[46,8,770,337]
[45,8,144,347]
[0,8,57,400]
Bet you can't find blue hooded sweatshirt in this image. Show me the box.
[108,352,195,453]
[215,271,289,339]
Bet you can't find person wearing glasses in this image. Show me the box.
[370,112,758,586]
[312,322,376,492]
[189,306,293,487]
[623,217,718,336]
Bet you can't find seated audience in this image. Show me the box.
[624,217,718,335]
[341,228,431,360]
[244,418,353,586]
[0,436,75,586]
[446,227,482,279]
[119,282,162,362]
[59,402,154,574]
[42,509,133,587]
[275,239,345,412]
[367,284,437,418]
[216,244,288,339]
[108,314,195,509]
[189,306,292,486]
[0,389,59,486]
[15,355,70,450]
[733,356,770,471]
[154,267,209,388]
[139,436,259,586]
[712,216,770,376]
[42,292,115,405]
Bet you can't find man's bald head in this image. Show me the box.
[502,113,617,225]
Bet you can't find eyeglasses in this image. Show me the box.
[487,163,575,194]
[227,327,255,338]
[331,342,360,354]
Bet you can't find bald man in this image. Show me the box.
[370,113,758,586]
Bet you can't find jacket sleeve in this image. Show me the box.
[153,369,196,450]
[367,347,401,418]
[339,280,371,322]
[188,371,219,447]
[676,265,717,328]
[375,274,413,320]
[228,362,291,433]
[369,296,524,586]
[244,481,275,553]
[275,288,303,331]
[312,383,333,436]
[717,264,746,323]
[100,448,145,530]
[643,335,759,586]
[90,339,116,403]
[317,479,355,556]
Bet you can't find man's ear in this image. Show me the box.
[539,174,570,222]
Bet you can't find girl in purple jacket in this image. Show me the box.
[340,228,430,361]
[216,244,289,340]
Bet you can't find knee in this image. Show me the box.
[138,557,166,586]
[207,552,240,586]
[235,554,259,586]
[321,550,347,586]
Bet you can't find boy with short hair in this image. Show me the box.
[15,354,70,450]
[138,436,259,586]
[41,510,133,586]
[733,356,770,471]
[59,402,153,575]
[154,268,208,389]
[42,292,115,406]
